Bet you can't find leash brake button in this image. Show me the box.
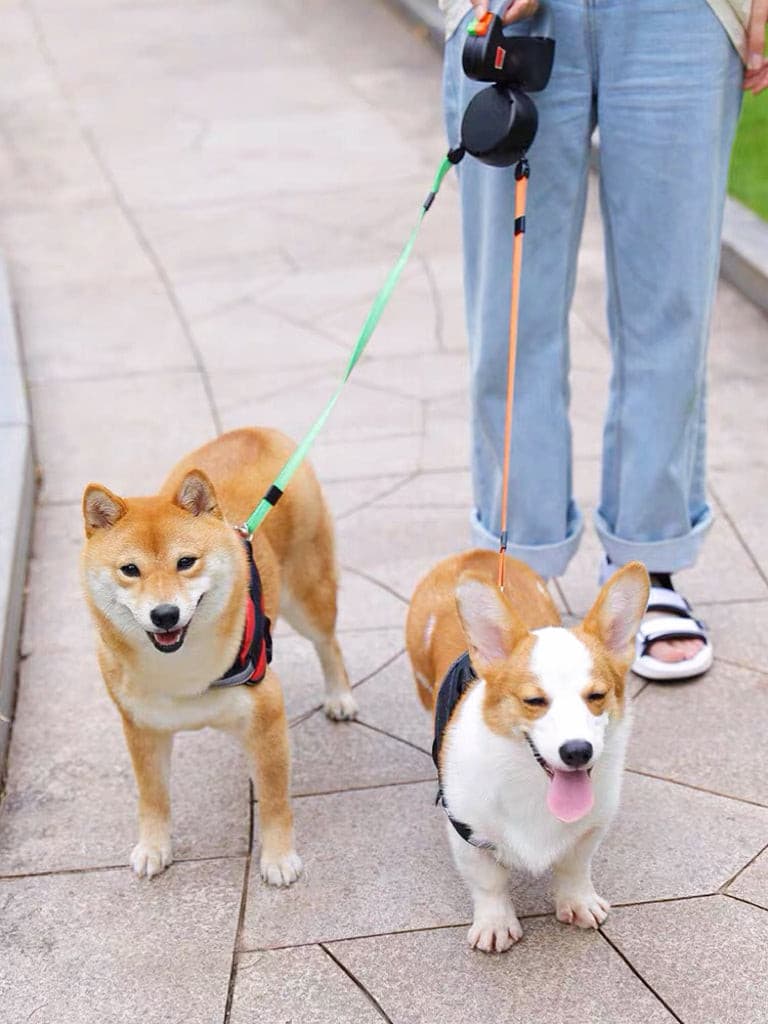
[468,12,493,36]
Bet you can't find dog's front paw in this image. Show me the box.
[324,691,358,721]
[468,913,523,953]
[130,838,172,879]
[555,890,610,929]
[260,849,303,887]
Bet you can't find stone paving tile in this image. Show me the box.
[0,102,110,214]
[310,432,423,483]
[136,197,375,281]
[98,109,421,209]
[30,372,218,504]
[318,262,440,357]
[21,501,91,657]
[569,366,608,461]
[711,466,768,578]
[0,647,249,875]
[421,393,472,471]
[709,376,768,472]
[289,714,433,797]
[215,375,423,448]
[727,847,768,910]
[595,772,768,905]
[603,896,768,1024]
[375,468,471,510]
[336,503,468,578]
[187,300,348,375]
[17,277,196,383]
[0,202,151,293]
[328,918,676,1024]
[353,353,468,402]
[0,859,245,1024]
[322,473,411,520]
[333,571,407,633]
[628,660,768,805]
[230,946,383,1024]
[276,627,404,724]
[243,781,481,949]
[709,279,768,382]
[355,650,434,753]
[362,553,452,603]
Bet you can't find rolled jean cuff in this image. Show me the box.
[593,507,714,574]
[470,505,584,580]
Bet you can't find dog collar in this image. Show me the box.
[208,537,272,689]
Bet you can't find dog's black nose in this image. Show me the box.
[559,740,593,768]
[151,604,180,630]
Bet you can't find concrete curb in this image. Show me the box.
[0,258,35,782]
[387,0,768,316]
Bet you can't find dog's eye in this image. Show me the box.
[523,696,548,708]
[177,556,198,571]
[587,692,606,702]
[120,563,140,578]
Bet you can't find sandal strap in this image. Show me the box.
[646,586,692,617]
[637,614,708,655]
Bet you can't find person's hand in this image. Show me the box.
[744,0,768,94]
[470,0,540,26]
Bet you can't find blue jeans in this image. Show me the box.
[443,0,742,577]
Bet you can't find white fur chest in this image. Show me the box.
[440,683,629,876]
[105,628,252,733]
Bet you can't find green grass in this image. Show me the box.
[728,89,768,221]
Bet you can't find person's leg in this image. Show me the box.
[443,1,595,579]
[594,0,742,665]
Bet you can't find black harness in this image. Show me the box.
[208,537,272,689]
[432,652,496,851]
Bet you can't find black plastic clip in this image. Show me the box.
[515,158,530,181]
[264,484,284,507]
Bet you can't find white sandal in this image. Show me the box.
[632,585,713,681]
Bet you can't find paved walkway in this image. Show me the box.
[1,1,767,1021]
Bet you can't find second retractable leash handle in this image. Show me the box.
[458,2,556,591]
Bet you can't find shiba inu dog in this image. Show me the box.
[81,428,357,884]
[406,549,648,952]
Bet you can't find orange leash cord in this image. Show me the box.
[498,159,530,592]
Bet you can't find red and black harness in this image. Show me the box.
[208,537,272,689]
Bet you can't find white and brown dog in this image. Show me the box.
[81,427,357,884]
[406,549,648,952]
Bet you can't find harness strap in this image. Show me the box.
[208,537,272,689]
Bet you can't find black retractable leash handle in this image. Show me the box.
[460,3,555,167]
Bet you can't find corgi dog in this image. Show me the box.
[406,549,649,953]
[81,427,357,884]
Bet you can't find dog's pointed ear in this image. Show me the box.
[581,561,649,663]
[174,470,222,519]
[83,484,127,537]
[455,572,529,674]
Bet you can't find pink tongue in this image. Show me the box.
[547,769,594,822]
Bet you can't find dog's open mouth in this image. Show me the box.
[147,624,189,654]
[525,734,594,824]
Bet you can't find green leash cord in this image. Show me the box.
[243,150,463,537]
